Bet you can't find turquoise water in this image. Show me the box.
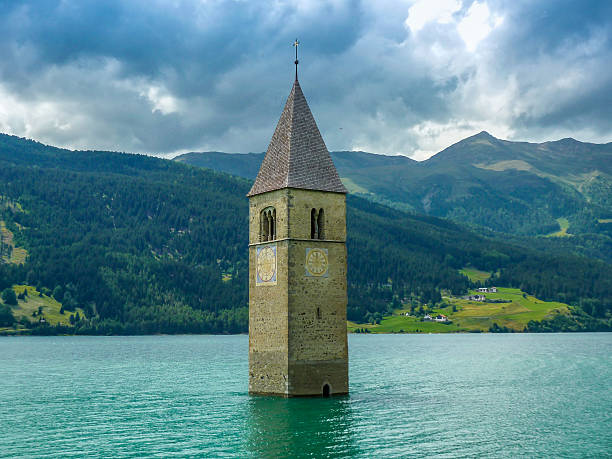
[1,334,611,458]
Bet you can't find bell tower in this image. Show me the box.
[247,47,348,397]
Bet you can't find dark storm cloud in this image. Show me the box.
[492,0,612,57]
[0,1,362,91]
[483,0,612,137]
[0,0,610,158]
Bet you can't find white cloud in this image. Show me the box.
[0,84,74,140]
[405,0,462,33]
[406,120,510,160]
[457,1,503,51]
[141,86,180,115]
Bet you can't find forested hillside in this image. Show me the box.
[176,132,612,258]
[1,133,611,334]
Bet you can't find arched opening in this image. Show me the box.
[322,383,331,397]
[272,209,276,240]
[311,208,325,239]
[260,207,276,242]
[261,212,268,241]
[311,208,317,239]
[317,208,325,239]
[316,307,321,320]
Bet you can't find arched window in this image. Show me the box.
[311,208,325,239]
[317,208,324,240]
[311,208,317,239]
[316,307,321,320]
[260,207,276,242]
[261,212,268,241]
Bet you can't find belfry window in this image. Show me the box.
[260,207,276,242]
[317,208,324,240]
[311,208,317,239]
[311,208,325,239]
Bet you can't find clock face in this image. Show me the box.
[256,245,277,284]
[305,248,329,277]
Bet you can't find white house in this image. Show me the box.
[423,314,433,321]
[434,314,448,322]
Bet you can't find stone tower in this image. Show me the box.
[247,73,348,397]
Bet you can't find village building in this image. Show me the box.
[247,44,348,397]
[468,294,486,302]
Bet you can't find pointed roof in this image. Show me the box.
[247,79,347,196]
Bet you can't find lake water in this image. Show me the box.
[1,334,611,458]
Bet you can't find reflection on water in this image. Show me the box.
[247,395,359,457]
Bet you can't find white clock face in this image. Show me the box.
[305,248,329,277]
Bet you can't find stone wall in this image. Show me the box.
[287,239,348,395]
[248,188,346,243]
[249,188,288,242]
[248,188,348,396]
[286,189,346,241]
[248,240,289,395]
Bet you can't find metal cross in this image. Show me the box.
[293,39,300,80]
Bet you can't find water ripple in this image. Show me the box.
[1,333,611,458]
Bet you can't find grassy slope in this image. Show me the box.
[349,316,460,333]
[339,177,369,194]
[0,220,27,264]
[546,217,571,238]
[459,267,491,282]
[9,285,86,326]
[348,287,569,333]
[448,287,568,331]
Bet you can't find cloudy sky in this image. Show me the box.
[0,0,611,160]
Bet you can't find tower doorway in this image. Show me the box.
[322,383,331,397]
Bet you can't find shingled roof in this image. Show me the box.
[247,79,347,196]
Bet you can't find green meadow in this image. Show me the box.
[339,177,369,194]
[348,316,465,333]
[348,287,569,333]
[546,217,572,237]
[0,220,27,264]
[447,287,568,331]
[1,285,86,333]
[459,267,491,282]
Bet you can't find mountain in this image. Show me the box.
[175,151,265,180]
[1,133,611,335]
[175,132,612,243]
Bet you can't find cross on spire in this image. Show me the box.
[293,39,300,80]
